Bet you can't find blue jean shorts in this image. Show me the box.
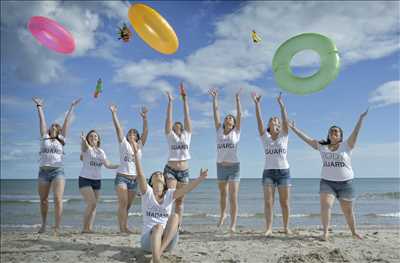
[320,179,355,201]
[262,169,291,187]
[114,174,138,192]
[217,163,240,182]
[38,166,65,183]
[79,176,101,190]
[141,229,179,253]
[163,165,189,184]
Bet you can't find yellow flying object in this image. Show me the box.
[252,30,262,44]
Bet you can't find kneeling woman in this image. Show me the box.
[131,141,207,263]
[79,130,119,233]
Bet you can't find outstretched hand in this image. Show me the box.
[235,88,243,99]
[80,131,86,141]
[180,82,187,98]
[140,106,148,118]
[109,104,117,113]
[288,120,295,129]
[71,98,82,107]
[277,92,284,107]
[32,97,44,107]
[166,91,174,101]
[208,88,218,98]
[360,107,369,119]
[199,168,208,180]
[251,92,262,103]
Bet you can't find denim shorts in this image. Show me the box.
[262,169,291,187]
[163,165,189,184]
[320,179,355,201]
[217,163,240,182]
[114,174,138,192]
[79,176,101,190]
[141,229,179,253]
[38,166,65,183]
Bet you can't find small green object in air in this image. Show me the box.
[272,33,340,95]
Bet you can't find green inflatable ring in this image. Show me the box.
[272,33,340,95]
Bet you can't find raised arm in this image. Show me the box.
[62,98,81,138]
[208,88,221,130]
[252,93,265,136]
[173,169,208,200]
[347,108,368,150]
[235,88,242,131]
[131,141,147,194]
[110,104,124,143]
[277,92,289,135]
[32,97,47,137]
[140,106,149,145]
[181,83,192,133]
[80,131,90,153]
[289,121,319,150]
[165,91,173,135]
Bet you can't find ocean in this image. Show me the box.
[1,178,399,231]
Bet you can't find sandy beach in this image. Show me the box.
[1,225,399,263]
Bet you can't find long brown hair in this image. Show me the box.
[86,130,101,147]
[47,123,65,146]
[319,126,343,145]
[149,171,169,196]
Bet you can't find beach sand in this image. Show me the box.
[1,225,399,263]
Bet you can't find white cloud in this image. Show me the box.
[0,95,31,108]
[368,80,400,108]
[113,1,399,106]
[1,1,129,85]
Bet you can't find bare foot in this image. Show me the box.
[284,228,292,235]
[229,226,236,234]
[217,215,226,227]
[120,229,135,235]
[321,232,329,241]
[38,226,46,234]
[352,233,363,240]
[264,229,272,237]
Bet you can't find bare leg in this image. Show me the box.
[263,186,275,236]
[125,190,136,233]
[340,199,362,239]
[116,185,129,233]
[52,178,65,232]
[38,181,51,233]
[175,182,187,227]
[80,187,97,233]
[90,190,100,230]
[320,193,335,241]
[278,186,291,234]
[228,181,239,233]
[151,225,164,263]
[217,181,228,227]
[160,214,180,253]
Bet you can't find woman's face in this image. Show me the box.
[173,122,182,135]
[329,127,342,144]
[268,117,281,134]
[127,130,138,143]
[49,124,59,137]
[224,115,235,129]
[87,132,99,147]
[151,173,166,197]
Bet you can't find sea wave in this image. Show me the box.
[366,212,400,218]
[358,192,400,200]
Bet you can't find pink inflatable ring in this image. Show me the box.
[28,16,75,54]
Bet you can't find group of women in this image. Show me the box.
[33,84,367,261]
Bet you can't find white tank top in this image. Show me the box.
[216,127,240,163]
[80,147,107,180]
[318,141,354,181]
[261,132,289,170]
[167,130,191,161]
[39,134,65,167]
[117,137,142,176]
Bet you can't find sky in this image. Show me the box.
[1,1,399,179]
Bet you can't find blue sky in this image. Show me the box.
[1,1,399,179]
